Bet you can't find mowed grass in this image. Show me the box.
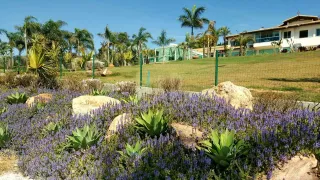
[65,51,320,102]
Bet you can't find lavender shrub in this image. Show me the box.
[0,88,319,179]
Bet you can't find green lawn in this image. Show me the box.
[65,51,320,102]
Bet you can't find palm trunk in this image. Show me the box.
[202,41,205,58]
[191,27,194,36]
[112,45,115,64]
[24,28,28,70]
[207,36,210,58]
[107,42,110,64]
[223,36,227,57]
[10,50,13,68]
[162,46,165,63]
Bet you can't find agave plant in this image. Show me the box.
[0,107,7,115]
[66,124,101,150]
[0,124,10,148]
[198,129,248,168]
[118,141,147,158]
[43,122,61,134]
[91,89,106,96]
[122,94,139,105]
[135,109,169,137]
[6,92,28,104]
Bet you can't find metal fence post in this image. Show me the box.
[60,55,63,79]
[92,55,95,79]
[140,53,142,87]
[3,57,6,73]
[215,50,219,86]
[146,71,150,87]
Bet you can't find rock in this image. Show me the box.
[108,63,114,68]
[86,60,105,70]
[101,68,112,77]
[81,79,103,90]
[106,113,133,139]
[26,93,53,107]
[203,81,253,110]
[270,155,318,180]
[72,95,120,115]
[171,123,204,148]
[201,88,217,98]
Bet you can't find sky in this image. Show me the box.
[0,0,319,54]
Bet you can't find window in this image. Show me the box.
[283,31,291,39]
[255,31,280,43]
[317,29,320,36]
[299,30,308,38]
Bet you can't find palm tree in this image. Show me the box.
[0,29,18,67]
[219,26,231,56]
[178,5,209,37]
[152,30,175,62]
[41,19,68,48]
[98,25,113,65]
[234,33,254,56]
[0,41,10,70]
[132,27,152,63]
[73,28,94,55]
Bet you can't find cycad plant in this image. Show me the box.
[91,89,106,96]
[118,141,147,158]
[6,92,28,104]
[198,129,248,169]
[135,109,169,137]
[0,123,10,148]
[66,124,101,150]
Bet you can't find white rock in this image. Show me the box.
[72,95,120,115]
[171,123,204,148]
[270,155,318,180]
[106,113,132,138]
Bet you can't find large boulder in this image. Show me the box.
[26,93,53,107]
[202,81,253,110]
[171,123,204,149]
[72,95,120,115]
[106,113,133,139]
[270,155,318,180]
[86,60,105,70]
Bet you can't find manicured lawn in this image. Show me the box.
[65,51,320,101]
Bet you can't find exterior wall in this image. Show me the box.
[281,24,320,47]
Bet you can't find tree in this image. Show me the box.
[73,28,94,55]
[178,5,209,37]
[178,33,192,60]
[132,27,152,63]
[98,25,113,65]
[219,26,231,56]
[152,30,175,62]
[41,20,68,49]
[0,30,20,67]
[234,33,254,56]
[0,41,10,70]
[15,16,41,68]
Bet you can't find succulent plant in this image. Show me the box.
[198,129,249,168]
[91,89,106,96]
[122,94,139,105]
[135,109,169,137]
[43,122,61,134]
[0,107,7,115]
[0,123,10,148]
[6,92,28,104]
[66,124,101,150]
[118,141,146,158]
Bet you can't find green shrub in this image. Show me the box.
[198,129,249,169]
[122,94,139,105]
[0,123,10,148]
[66,124,101,150]
[91,89,107,96]
[158,77,181,92]
[6,92,28,104]
[135,109,169,137]
[116,81,136,95]
[43,122,61,134]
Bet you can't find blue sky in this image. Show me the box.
[0,0,319,54]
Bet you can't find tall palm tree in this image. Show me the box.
[0,41,10,70]
[41,19,67,48]
[98,25,113,64]
[219,26,231,56]
[178,5,209,37]
[152,30,175,62]
[0,29,17,67]
[73,28,94,55]
[132,27,152,63]
[235,33,254,56]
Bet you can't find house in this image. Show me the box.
[226,14,320,55]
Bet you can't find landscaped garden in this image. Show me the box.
[0,75,320,179]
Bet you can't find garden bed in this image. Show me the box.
[0,88,319,179]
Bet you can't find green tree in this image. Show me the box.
[98,26,113,65]
[152,30,175,62]
[132,27,152,63]
[219,26,231,56]
[234,33,254,56]
[73,28,94,55]
[41,20,68,49]
[178,5,209,37]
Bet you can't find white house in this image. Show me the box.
[226,15,320,55]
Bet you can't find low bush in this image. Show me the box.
[115,81,136,95]
[6,92,28,104]
[158,77,181,92]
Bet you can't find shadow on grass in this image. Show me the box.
[266,77,320,83]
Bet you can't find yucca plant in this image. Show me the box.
[135,109,169,137]
[6,92,28,104]
[91,89,106,96]
[118,141,147,158]
[0,123,10,148]
[198,129,248,169]
[66,124,101,150]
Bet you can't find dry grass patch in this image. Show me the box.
[0,152,18,175]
